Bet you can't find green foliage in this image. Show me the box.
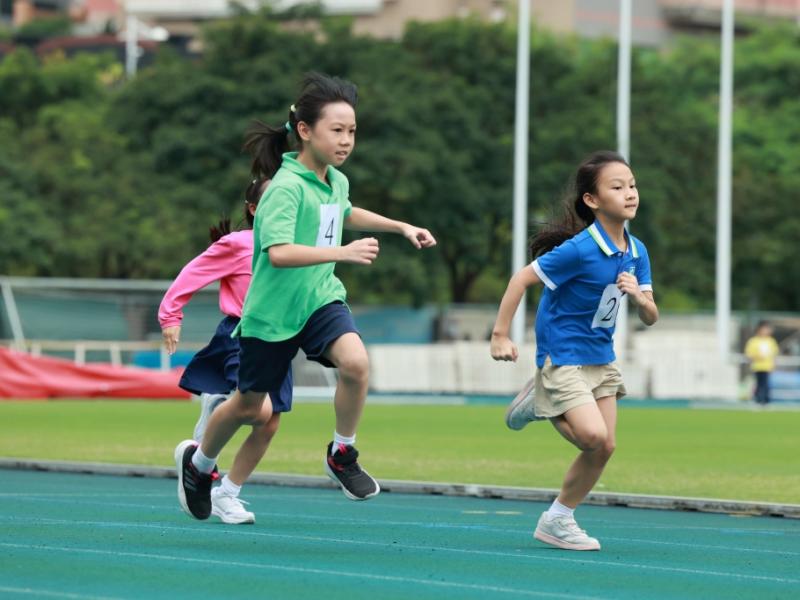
[0,16,799,310]
[13,16,72,43]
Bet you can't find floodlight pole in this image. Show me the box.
[615,0,632,362]
[716,0,734,359]
[511,0,531,344]
[125,14,139,78]
[0,277,25,349]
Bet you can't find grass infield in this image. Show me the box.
[1,400,798,504]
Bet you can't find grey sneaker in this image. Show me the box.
[211,487,255,524]
[193,393,229,443]
[534,512,601,551]
[505,377,541,430]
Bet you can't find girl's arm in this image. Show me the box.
[617,273,659,326]
[490,266,542,362]
[159,239,237,326]
[159,238,238,353]
[345,207,436,249]
[268,238,380,267]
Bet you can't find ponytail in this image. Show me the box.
[530,150,628,259]
[208,217,232,244]
[243,119,291,180]
[208,178,271,244]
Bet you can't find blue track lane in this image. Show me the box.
[0,470,798,599]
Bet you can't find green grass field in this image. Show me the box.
[2,400,798,504]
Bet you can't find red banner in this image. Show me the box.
[0,347,190,399]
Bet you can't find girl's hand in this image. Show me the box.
[162,325,181,355]
[340,237,380,265]
[401,224,437,249]
[491,333,519,362]
[616,272,645,305]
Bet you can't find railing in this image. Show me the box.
[7,340,206,372]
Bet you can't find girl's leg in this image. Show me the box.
[228,412,282,486]
[322,332,370,437]
[321,332,379,500]
[550,396,617,508]
[200,389,272,460]
[210,406,281,525]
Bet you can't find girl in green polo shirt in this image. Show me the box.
[175,73,436,519]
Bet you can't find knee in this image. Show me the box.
[255,413,281,437]
[575,426,608,452]
[337,352,370,385]
[601,438,616,459]
[234,392,270,424]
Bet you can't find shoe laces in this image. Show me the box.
[331,445,364,475]
[554,515,587,536]
[225,496,250,509]
[187,462,219,484]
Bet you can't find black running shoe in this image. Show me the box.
[324,442,380,501]
[175,439,218,520]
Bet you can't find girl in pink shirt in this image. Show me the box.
[159,178,292,524]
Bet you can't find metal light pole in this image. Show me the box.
[511,0,531,344]
[716,0,734,358]
[615,0,632,361]
[125,14,139,78]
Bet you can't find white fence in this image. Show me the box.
[7,334,800,401]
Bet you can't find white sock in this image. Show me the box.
[191,446,217,474]
[332,432,356,454]
[546,499,575,519]
[220,475,241,497]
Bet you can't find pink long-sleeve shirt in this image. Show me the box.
[158,230,253,328]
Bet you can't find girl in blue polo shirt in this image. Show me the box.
[490,151,659,551]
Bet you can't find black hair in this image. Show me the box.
[529,150,630,259]
[208,177,270,243]
[242,72,358,180]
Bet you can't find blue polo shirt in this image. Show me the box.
[531,221,653,368]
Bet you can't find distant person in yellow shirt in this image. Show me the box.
[744,321,780,405]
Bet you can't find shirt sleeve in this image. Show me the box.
[635,241,653,292]
[259,185,301,250]
[531,239,582,291]
[343,179,352,218]
[158,236,236,328]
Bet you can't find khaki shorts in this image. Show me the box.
[533,357,627,419]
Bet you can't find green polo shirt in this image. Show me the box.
[237,152,352,341]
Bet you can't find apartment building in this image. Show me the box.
[9,1,800,46]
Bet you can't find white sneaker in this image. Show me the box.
[505,377,542,430]
[534,512,601,551]
[210,487,255,524]
[193,393,229,443]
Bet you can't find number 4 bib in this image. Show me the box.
[315,204,340,247]
[591,283,623,329]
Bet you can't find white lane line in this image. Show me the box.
[0,586,123,600]
[0,543,604,600]
[3,493,796,538]
[1,510,797,557]
[600,536,800,557]
[1,520,797,585]
[0,493,171,498]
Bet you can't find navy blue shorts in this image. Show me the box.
[238,301,359,396]
[179,315,294,412]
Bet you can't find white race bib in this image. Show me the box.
[315,204,340,247]
[591,283,623,329]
